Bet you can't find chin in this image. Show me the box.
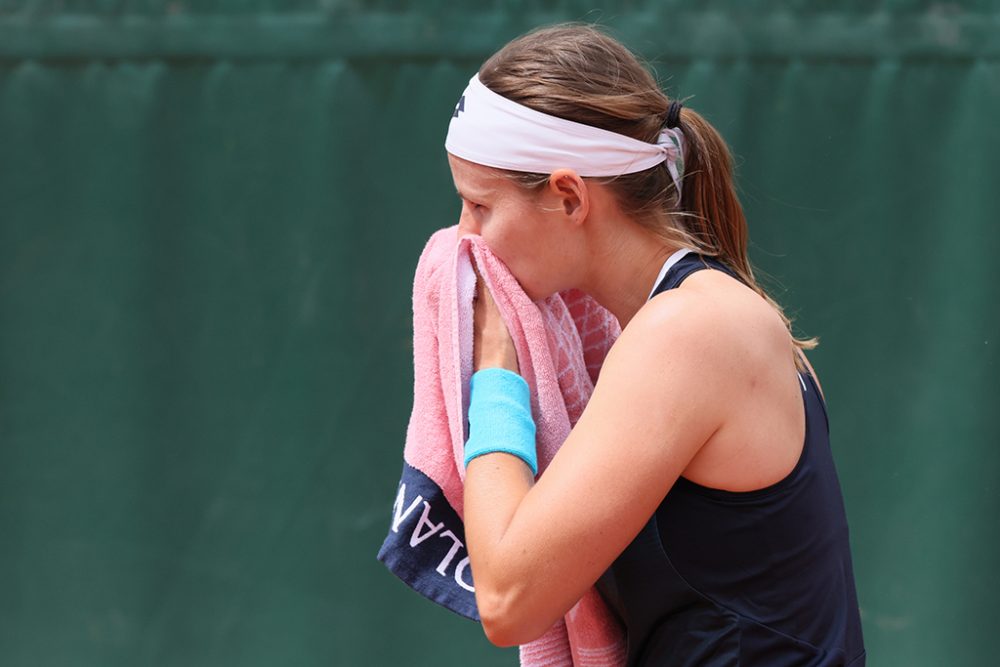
[510,270,560,302]
[525,285,560,302]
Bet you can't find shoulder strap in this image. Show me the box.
[650,254,742,298]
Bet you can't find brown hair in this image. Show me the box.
[478,23,816,353]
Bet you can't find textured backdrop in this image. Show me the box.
[0,2,997,665]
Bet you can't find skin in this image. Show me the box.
[450,153,822,647]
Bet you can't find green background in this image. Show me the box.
[1,2,997,665]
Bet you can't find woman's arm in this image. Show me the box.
[464,278,740,646]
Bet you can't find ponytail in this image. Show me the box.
[677,108,751,281]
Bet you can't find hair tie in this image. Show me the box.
[666,100,683,129]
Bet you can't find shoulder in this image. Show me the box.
[609,269,791,399]
[623,270,751,360]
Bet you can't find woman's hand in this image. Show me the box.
[472,265,519,374]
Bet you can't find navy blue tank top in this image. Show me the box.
[596,253,865,666]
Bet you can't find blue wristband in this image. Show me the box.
[464,368,538,475]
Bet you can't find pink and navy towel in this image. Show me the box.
[378,226,626,666]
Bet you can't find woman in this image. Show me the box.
[450,24,865,665]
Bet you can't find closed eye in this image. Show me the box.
[456,189,488,213]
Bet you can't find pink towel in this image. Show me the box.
[378,225,626,667]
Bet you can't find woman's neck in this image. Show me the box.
[578,223,679,328]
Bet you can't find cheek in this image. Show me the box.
[489,215,532,262]
[478,209,516,258]
[483,222,550,297]
[482,226,516,260]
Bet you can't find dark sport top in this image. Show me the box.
[595,253,865,666]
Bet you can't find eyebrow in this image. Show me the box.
[455,186,493,201]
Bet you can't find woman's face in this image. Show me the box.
[448,154,576,301]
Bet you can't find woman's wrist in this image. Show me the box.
[464,368,538,474]
[474,354,519,373]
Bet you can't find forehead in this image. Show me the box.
[447,153,512,198]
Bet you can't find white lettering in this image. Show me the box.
[409,501,445,547]
[435,530,465,576]
[391,483,423,533]
[454,556,475,592]
[389,482,476,594]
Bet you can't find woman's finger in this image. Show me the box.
[470,261,519,374]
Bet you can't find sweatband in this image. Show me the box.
[445,74,685,194]
[464,368,538,475]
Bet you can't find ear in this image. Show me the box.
[547,168,589,226]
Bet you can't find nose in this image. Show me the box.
[457,203,481,237]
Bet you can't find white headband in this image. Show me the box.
[445,74,684,194]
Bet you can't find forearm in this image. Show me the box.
[465,450,534,560]
[465,453,536,642]
[464,278,570,643]
[462,369,550,645]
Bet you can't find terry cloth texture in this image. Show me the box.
[377,226,626,667]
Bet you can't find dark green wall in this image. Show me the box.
[1,2,997,665]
